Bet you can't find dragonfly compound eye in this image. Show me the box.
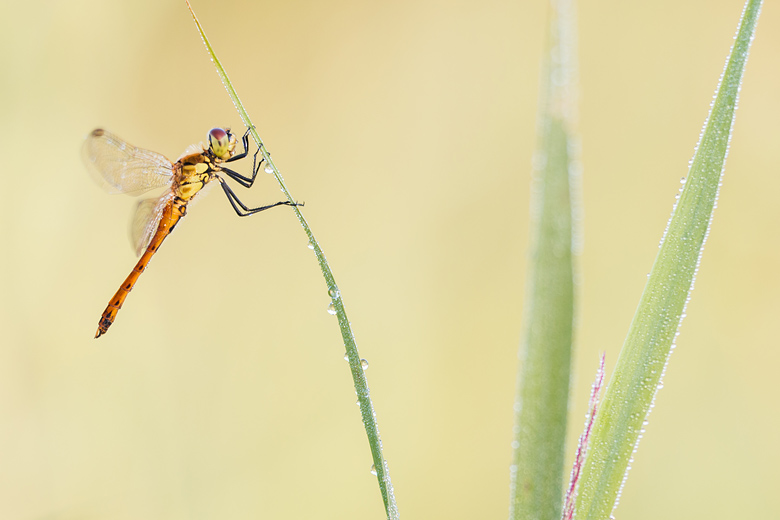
[208,128,231,159]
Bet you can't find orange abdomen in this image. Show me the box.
[95,201,184,338]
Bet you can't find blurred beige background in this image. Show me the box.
[1,0,778,519]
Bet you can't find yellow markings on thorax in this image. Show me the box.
[175,156,215,201]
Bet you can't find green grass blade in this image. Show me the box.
[509,1,579,519]
[185,3,399,519]
[572,2,762,519]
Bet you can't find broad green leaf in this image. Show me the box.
[509,1,579,519]
[572,2,762,518]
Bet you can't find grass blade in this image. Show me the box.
[185,3,399,518]
[562,354,605,520]
[572,2,762,518]
[509,1,579,519]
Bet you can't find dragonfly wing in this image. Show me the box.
[83,129,174,196]
[130,192,173,256]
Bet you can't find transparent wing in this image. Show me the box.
[176,141,206,161]
[129,192,173,256]
[83,129,174,196]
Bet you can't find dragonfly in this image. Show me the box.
[83,127,301,338]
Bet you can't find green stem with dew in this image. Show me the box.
[186,3,399,519]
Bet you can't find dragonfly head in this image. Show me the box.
[207,127,235,160]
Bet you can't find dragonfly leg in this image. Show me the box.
[217,177,302,217]
[221,165,256,188]
[222,128,265,187]
[226,127,252,162]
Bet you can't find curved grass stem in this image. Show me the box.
[186,3,399,518]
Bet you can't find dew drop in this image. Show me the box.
[307,240,315,250]
[264,164,274,174]
[370,464,377,476]
[344,353,349,361]
[360,358,369,370]
[328,287,340,298]
[327,303,337,315]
